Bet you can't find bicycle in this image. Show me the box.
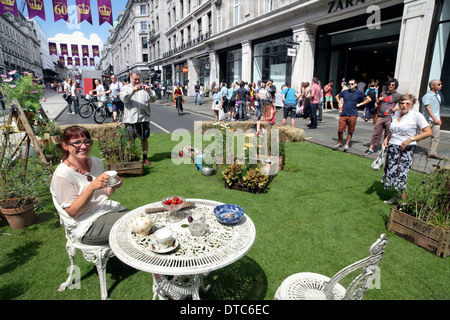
[78,95,100,119]
[174,95,183,116]
[94,97,122,124]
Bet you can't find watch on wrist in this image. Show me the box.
[411,137,415,142]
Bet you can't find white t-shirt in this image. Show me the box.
[389,110,430,146]
[50,157,124,240]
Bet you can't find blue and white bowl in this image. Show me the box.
[214,204,244,225]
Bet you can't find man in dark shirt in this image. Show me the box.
[235,81,249,120]
[333,79,371,151]
[194,81,201,105]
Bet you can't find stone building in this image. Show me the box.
[100,0,449,128]
[0,12,43,78]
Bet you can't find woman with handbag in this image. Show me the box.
[381,94,431,204]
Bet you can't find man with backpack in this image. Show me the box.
[365,78,401,155]
[364,82,378,122]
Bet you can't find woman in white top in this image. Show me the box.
[92,79,106,108]
[381,94,431,203]
[50,126,127,245]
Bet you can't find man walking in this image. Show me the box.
[120,70,157,166]
[333,79,371,151]
[194,81,202,105]
[422,79,444,160]
[308,77,321,129]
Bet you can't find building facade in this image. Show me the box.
[101,0,449,129]
[0,12,43,79]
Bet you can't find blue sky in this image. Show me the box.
[28,0,128,47]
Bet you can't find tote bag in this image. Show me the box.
[371,146,387,170]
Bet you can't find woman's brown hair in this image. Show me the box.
[61,125,91,160]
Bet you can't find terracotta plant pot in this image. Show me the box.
[1,198,36,230]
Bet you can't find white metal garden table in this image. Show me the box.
[109,198,256,300]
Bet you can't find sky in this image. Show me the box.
[23,0,128,65]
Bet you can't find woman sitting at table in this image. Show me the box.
[50,125,128,245]
[381,94,432,204]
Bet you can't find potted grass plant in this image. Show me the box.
[97,126,143,176]
[387,162,450,257]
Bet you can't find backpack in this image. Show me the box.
[367,88,377,103]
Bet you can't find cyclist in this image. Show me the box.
[173,82,184,112]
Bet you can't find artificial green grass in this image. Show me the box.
[0,133,448,300]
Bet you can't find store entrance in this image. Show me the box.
[341,40,398,88]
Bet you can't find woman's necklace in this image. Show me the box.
[66,158,93,182]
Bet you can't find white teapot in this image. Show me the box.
[129,214,156,236]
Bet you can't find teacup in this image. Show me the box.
[105,170,117,186]
[154,228,173,248]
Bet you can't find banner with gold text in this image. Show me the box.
[75,57,80,66]
[49,42,57,55]
[60,43,68,56]
[82,57,88,66]
[71,44,79,56]
[26,0,46,20]
[90,58,95,67]
[97,0,112,26]
[81,45,89,57]
[92,45,100,57]
[52,0,68,22]
[59,56,65,66]
[67,57,73,66]
[76,0,92,24]
[0,0,19,18]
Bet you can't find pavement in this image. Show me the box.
[4,89,447,173]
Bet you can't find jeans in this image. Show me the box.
[238,100,247,120]
[195,92,202,105]
[310,103,318,127]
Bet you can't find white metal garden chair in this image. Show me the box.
[53,196,113,300]
[274,234,388,300]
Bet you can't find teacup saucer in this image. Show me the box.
[107,180,121,188]
[150,237,178,253]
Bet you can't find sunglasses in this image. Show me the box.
[67,140,92,148]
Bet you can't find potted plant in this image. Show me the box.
[0,70,44,130]
[242,168,270,194]
[97,126,143,176]
[387,163,450,257]
[0,157,50,230]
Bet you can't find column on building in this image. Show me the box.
[291,23,317,92]
[209,50,219,88]
[395,0,436,107]
[241,40,252,83]
[187,58,198,96]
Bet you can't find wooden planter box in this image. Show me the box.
[387,208,450,257]
[106,160,143,176]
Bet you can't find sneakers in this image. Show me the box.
[332,143,342,150]
[365,149,374,155]
[343,145,349,151]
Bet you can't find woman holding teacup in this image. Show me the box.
[50,125,128,245]
[381,94,432,204]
